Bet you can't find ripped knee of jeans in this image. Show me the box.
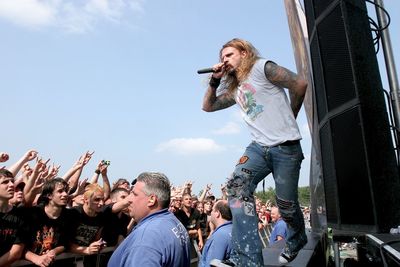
[276,196,296,223]
[226,172,253,201]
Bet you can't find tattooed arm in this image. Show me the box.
[264,61,307,118]
[202,82,236,112]
[202,89,235,112]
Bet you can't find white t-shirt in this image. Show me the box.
[234,59,301,146]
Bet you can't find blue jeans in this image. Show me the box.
[227,141,307,266]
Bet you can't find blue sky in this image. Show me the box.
[1,0,399,196]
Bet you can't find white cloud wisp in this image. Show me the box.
[156,138,225,155]
[0,0,145,33]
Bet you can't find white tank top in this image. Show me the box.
[234,59,301,146]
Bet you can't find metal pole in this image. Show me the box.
[374,0,400,136]
[333,242,341,267]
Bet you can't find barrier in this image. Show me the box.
[11,247,116,267]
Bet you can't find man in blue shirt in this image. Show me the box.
[201,200,232,267]
[269,206,288,245]
[108,172,190,267]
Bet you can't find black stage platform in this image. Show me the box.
[263,230,328,267]
[360,233,400,266]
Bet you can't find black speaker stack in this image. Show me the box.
[304,0,400,233]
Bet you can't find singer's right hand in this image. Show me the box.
[212,62,225,78]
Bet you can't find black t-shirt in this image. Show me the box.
[198,212,210,238]
[0,206,29,256]
[102,205,130,247]
[174,208,201,231]
[70,205,114,246]
[25,205,75,255]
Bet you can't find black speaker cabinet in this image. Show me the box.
[304,0,400,233]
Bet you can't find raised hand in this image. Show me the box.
[23,150,38,162]
[83,151,95,165]
[69,177,88,198]
[0,152,9,162]
[206,183,212,191]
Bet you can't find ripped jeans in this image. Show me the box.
[227,141,307,266]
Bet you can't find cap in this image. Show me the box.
[206,195,216,201]
[14,179,25,191]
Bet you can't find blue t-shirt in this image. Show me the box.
[108,209,190,267]
[199,221,232,267]
[269,219,287,245]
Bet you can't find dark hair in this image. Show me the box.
[110,187,129,198]
[112,178,130,190]
[0,169,14,178]
[214,200,232,221]
[37,178,68,206]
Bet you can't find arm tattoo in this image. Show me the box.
[203,88,236,112]
[213,93,236,110]
[264,61,306,118]
[264,61,299,89]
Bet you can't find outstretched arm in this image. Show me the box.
[100,163,111,201]
[198,184,212,203]
[7,150,38,177]
[264,61,307,118]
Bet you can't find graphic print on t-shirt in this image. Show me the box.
[236,83,264,121]
[32,226,56,255]
[74,224,101,246]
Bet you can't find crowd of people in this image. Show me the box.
[0,149,311,267]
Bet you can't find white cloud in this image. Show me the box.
[212,122,241,135]
[0,0,145,33]
[156,138,224,155]
[0,0,56,28]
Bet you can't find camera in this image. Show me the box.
[102,160,111,166]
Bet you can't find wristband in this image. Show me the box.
[209,76,221,88]
[95,170,100,175]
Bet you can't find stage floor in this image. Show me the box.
[262,230,326,267]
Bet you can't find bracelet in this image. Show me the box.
[209,76,221,88]
[95,170,100,175]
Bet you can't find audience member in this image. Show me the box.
[0,169,28,266]
[269,206,288,245]
[174,193,204,250]
[201,200,233,267]
[10,179,25,207]
[69,183,130,267]
[108,172,191,267]
[24,178,75,267]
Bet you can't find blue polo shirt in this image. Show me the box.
[199,221,232,267]
[269,218,287,245]
[108,209,190,267]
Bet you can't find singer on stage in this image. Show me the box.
[201,38,307,267]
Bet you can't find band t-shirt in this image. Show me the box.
[70,205,114,246]
[0,206,29,256]
[25,205,75,255]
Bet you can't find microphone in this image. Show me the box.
[197,68,215,74]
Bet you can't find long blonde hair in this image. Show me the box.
[220,38,260,93]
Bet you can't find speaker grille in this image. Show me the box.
[318,5,356,115]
